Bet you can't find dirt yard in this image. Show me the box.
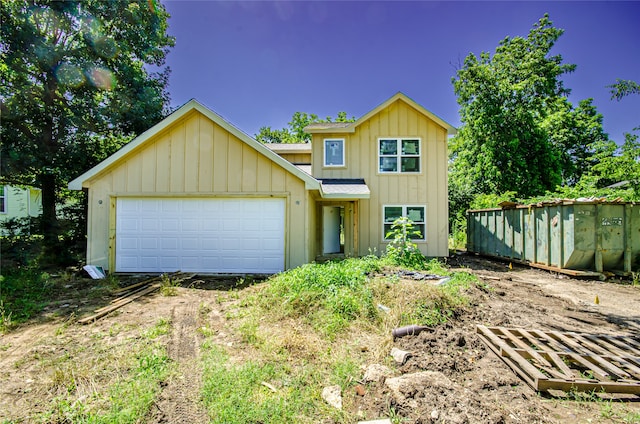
[1,255,639,423]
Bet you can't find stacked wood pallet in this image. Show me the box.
[477,325,640,394]
[78,272,193,324]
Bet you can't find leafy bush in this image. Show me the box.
[382,217,428,269]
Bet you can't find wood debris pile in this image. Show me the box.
[78,271,194,324]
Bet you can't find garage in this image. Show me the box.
[115,198,285,273]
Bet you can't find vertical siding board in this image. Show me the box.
[184,114,200,192]
[212,123,228,192]
[199,118,214,192]
[170,122,186,193]
[112,166,126,192]
[126,158,142,192]
[140,143,156,192]
[256,155,272,192]
[271,165,286,192]
[242,145,258,192]
[227,134,243,192]
[155,134,170,193]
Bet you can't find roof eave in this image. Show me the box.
[320,192,371,200]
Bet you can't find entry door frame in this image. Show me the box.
[317,201,358,258]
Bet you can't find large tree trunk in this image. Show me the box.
[39,172,59,266]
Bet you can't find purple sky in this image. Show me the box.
[162,1,639,144]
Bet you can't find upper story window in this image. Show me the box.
[324,138,345,167]
[378,138,421,173]
[0,186,6,213]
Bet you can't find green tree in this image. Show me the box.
[1,1,174,264]
[451,14,575,199]
[542,98,610,185]
[608,79,640,101]
[449,14,612,225]
[256,111,354,143]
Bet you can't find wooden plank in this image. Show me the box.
[512,349,572,380]
[78,283,160,324]
[499,328,555,369]
[517,329,575,378]
[528,329,573,353]
[110,283,152,304]
[593,334,640,354]
[113,271,184,294]
[537,379,640,395]
[528,262,603,278]
[569,333,621,357]
[113,276,159,294]
[589,334,640,358]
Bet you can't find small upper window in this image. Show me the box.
[378,138,421,173]
[324,139,345,167]
[0,186,6,213]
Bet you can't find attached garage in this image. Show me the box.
[116,198,285,273]
[68,100,319,274]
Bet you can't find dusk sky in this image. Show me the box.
[161,1,639,144]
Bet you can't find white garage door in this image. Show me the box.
[116,198,285,273]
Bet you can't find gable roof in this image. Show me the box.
[68,99,320,190]
[304,92,457,136]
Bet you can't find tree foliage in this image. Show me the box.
[0,0,174,264]
[608,79,640,101]
[256,111,354,143]
[449,15,613,225]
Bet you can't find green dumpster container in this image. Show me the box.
[467,201,640,274]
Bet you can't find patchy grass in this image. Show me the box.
[32,319,175,423]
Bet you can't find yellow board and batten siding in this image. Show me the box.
[80,110,312,272]
[310,99,449,257]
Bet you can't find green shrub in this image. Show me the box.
[382,217,428,269]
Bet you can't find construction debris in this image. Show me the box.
[390,347,411,365]
[477,325,640,394]
[78,272,193,324]
[321,385,342,410]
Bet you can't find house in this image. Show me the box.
[0,185,42,228]
[68,92,456,274]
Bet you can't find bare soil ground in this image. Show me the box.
[1,255,639,423]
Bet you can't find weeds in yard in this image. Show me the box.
[159,273,180,296]
[261,256,380,338]
[0,299,13,333]
[0,267,53,328]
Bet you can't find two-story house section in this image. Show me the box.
[304,92,456,259]
[69,92,456,274]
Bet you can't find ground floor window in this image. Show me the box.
[383,205,426,241]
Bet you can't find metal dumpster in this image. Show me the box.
[466,200,640,274]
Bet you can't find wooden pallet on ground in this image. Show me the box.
[476,325,640,394]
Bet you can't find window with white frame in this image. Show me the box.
[378,138,421,173]
[0,186,6,213]
[383,205,426,241]
[324,138,345,167]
